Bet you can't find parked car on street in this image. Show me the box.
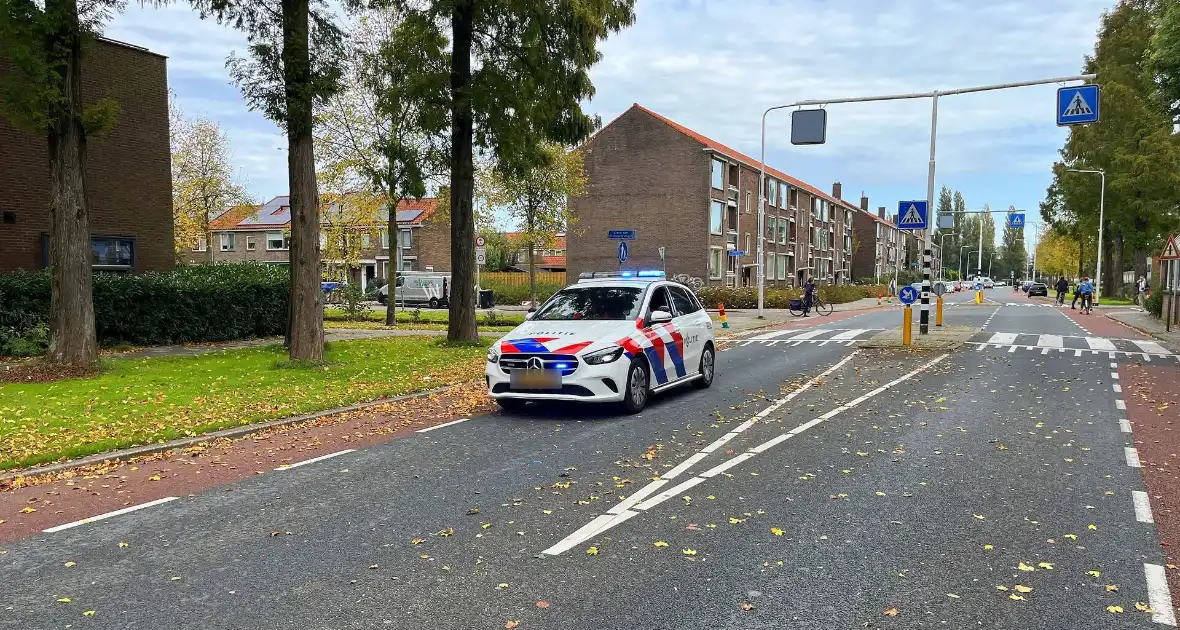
[377,272,451,308]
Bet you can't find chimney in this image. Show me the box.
[860,194,869,211]
[832,182,842,200]
[877,206,886,219]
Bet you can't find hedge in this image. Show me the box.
[484,281,563,306]
[0,263,289,354]
[695,284,888,310]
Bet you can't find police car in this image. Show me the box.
[485,271,716,413]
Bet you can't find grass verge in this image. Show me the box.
[324,308,525,326]
[322,320,516,332]
[0,336,489,471]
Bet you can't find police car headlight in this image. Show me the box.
[487,347,499,364]
[583,345,625,365]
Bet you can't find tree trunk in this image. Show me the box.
[1109,232,1125,297]
[1134,248,1147,285]
[283,0,325,360]
[385,199,398,326]
[527,206,536,307]
[44,0,98,366]
[446,0,477,342]
[1077,239,1085,280]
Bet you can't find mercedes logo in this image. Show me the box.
[528,357,544,370]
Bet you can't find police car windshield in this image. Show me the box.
[533,286,645,321]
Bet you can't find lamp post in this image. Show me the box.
[958,245,971,280]
[1066,168,1106,304]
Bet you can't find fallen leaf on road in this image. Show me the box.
[653,541,669,548]
[64,562,75,567]
[1038,562,1054,570]
[1064,534,1078,540]
[995,586,1009,591]
[946,593,961,599]
[983,544,994,551]
[883,607,900,617]
[586,547,598,556]
[57,597,72,603]
[1135,602,1152,612]
[83,611,95,616]
[505,621,519,629]
[1014,585,1032,593]
[1009,594,1026,601]
[481,523,492,529]
[973,514,985,520]
[740,601,754,611]
[1018,562,1036,572]
[170,576,182,581]
[148,475,161,481]
[1087,570,1100,578]
[19,507,35,514]
[536,601,550,608]
[497,583,509,589]
[1088,524,1097,531]
[438,528,454,537]
[411,538,426,545]
[771,527,784,536]
[118,542,129,548]
[1107,605,1124,614]
[875,492,886,497]
[682,549,697,556]
[1106,585,1119,592]
[707,495,716,500]
[466,507,480,515]
[728,517,745,524]
[542,510,552,515]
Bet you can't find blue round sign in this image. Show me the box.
[898,285,919,305]
[974,282,983,291]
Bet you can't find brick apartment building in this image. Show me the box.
[0,37,173,274]
[851,205,906,283]
[568,104,857,288]
[192,195,450,292]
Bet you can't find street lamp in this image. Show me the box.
[958,245,971,280]
[1066,168,1106,304]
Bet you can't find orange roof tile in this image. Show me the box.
[210,204,262,230]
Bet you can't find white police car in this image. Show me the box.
[485,271,716,413]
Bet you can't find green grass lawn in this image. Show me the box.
[324,308,524,327]
[0,336,489,471]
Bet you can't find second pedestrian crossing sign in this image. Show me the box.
[1057,84,1100,126]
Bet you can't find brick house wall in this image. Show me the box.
[568,107,709,283]
[0,38,172,273]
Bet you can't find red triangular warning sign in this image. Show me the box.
[1161,234,1180,260]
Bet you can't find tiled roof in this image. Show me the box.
[628,104,845,208]
[213,196,439,231]
[540,256,566,268]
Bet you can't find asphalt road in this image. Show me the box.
[2,289,1174,629]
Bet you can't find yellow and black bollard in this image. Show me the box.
[936,296,944,327]
[902,305,912,345]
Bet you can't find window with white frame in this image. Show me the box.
[362,232,372,249]
[709,201,724,235]
[193,236,207,252]
[708,247,723,279]
[380,229,389,248]
[400,229,412,248]
[246,236,257,251]
[266,231,289,250]
[745,192,752,214]
[778,220,787,245]
[219,233,236,251]
[777,254,787,280]
[711,158,725,190]
[767,179,777,207]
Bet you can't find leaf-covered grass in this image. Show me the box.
[0,336,490,471]
[323,320,516,332]
[324,308,525,325]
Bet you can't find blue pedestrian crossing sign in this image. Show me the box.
[1007,212,1025,229]
[618,240,629,264]
[1057,84,1100,126]
[896,200,928,230]
[898,285,919,305]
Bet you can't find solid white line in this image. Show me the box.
[748,433,793,455]
[633,476,706,511]
[274,449,356,471]
[700,431,737,454]
[661,452,709,480]
[1145,563,1177,626]
[1116,399,1126,410]
[43,497,179,533]
[1126,447,1142,468]
[607,479,667,515]
[1120,418,1133,433]
[416,418,470,433]
[541,514,617,556]
[1133,491,1155,523]
[699,451,758,477]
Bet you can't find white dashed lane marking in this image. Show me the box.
[1125,447,1142,468]
[1145,563,1178,626]
[1116,399,1126,410]
[274,449,356,471]
[1132,491,1155,524]
[417,418,470,433]
[43,497,179,534]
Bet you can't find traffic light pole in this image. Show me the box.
[757,73,1094,325]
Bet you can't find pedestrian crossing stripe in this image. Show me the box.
[1063,91,1094,117]
[899,204,924,226]
[721,328,884,347]
[967,332,1176,359]
[966,342,1179,362]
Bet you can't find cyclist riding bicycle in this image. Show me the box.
[1055,276,1068,306]
[1077,276,1095,314]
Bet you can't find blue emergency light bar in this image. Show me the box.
[578,270,665,280]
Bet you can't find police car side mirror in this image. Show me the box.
[525,308,536,320]
[649,310,673,325]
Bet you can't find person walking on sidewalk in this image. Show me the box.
[1077,276,1095,314]
[1137,276,1148,307]
[889,277,897,297]
[803,277,815,317]
[1055,276,1069,306]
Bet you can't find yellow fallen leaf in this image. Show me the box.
[481,523,492,529]
[707,495,716,500]
[995,585,1009,591]
[410,537,426,545]
[770,527,784,536]
[1135,602,1152,612]
[883,607,900,617]
[497,583,509,589]
[1087,570,1101,578]
[728,517,745,524]
[147,475,161,481]
[585,546,598,556]
[1107,605,1124,614]
[1009,594,1026,601]
[1018,562,1036,572]
[118,542,129,548]
[973,514,985,520]
[875,492,886,497]
[64,562,76,567]
[946,593,960,599]
[682,549,697,556]
[57,597,72,603]
[438,528,454,537]
[653,541,669,548]
[1038,562,1054,570]
[505,621,520,629]
[1106,584,1119,592]
[542,510,552,515]
[19,507,35,514]
[1064,534,1078,540]
[1088,524,1097,530]
[983,544,994,551]
[856,451,869,457]
[83,611,95,616]
[1014,585,1032,593]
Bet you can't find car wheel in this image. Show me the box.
[692,344,715,389]
[620,357,650,414]
[496,398,528,413]
[428,297,440,309]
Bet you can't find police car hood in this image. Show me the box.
[496,319,636,354]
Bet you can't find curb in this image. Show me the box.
[1,385,458,483]
[1103,313,1180,354]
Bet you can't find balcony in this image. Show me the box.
[727,186,738,207]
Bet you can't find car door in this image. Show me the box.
[668,284,706,375]
[640,286,680,386]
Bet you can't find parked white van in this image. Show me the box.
[377,272,451,308]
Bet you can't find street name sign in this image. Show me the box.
[608,230,636,240]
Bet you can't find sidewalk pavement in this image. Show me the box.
[1104,309,1180,353]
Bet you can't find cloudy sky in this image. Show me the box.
[106,0,1113,239]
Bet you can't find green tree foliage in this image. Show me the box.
[996,215,1027,282]
[478,229,515,272]
[392,0,636,341]
[1148,0,1180,123]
